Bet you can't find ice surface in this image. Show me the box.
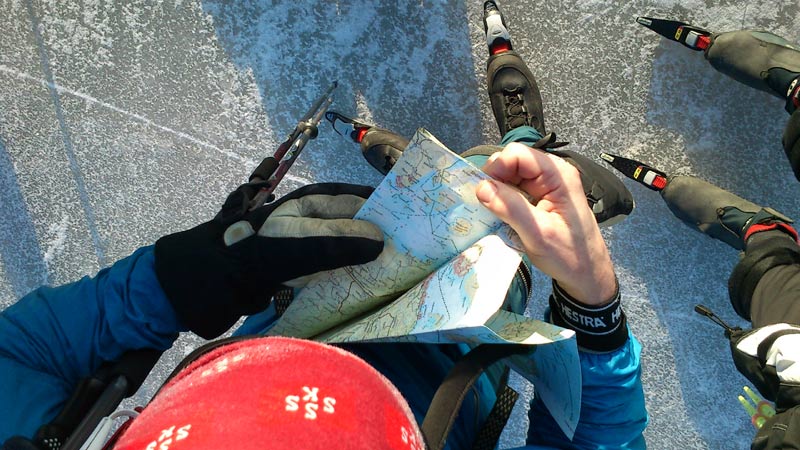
[1,1,799,448]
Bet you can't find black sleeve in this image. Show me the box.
[725,230,800,450]
[751,406,800,450]
[729,230,800,327]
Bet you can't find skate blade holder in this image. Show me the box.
[674,25,711,50]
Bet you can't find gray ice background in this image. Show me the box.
[1,1,798,448]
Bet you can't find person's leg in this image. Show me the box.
[730,229,800,327]
[462,125,544,179]
[652,174,800,324]
[499,125,545,147]
[484,1,546,139]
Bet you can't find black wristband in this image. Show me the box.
[548,280,628,352]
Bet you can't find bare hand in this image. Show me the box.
[476,143,616,305]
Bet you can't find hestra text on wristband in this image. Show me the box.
[548,280,628,352]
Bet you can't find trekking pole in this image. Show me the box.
[43,85,338,449]
[222,81,337,246]
[247,81,337,209]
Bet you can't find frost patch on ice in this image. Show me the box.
[43,215,70,265]
[354,91,375,125]
[0,65,248,163]
[284,172,314,186]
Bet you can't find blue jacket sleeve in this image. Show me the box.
[522,328,648,449]
[0,246,183,442]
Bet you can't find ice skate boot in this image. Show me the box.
[484,1,546,135]
[325,111,408,176]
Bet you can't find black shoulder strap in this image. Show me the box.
[471,384,519,450]
[156,335,256,397]
[421,344,530,450]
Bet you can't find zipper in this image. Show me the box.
[516,262,532,297]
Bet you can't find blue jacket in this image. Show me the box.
[0,246,647,448]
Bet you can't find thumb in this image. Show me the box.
[248,219,385,283]
[476,179,542,234]
[258,216,384,242]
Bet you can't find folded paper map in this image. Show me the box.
[267,129,582,437]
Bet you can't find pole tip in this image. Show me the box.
[694,304,710,315]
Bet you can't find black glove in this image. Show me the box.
[729,324,800,412]
[154,183,384,339]
[727,323,800,449]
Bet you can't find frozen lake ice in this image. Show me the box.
[1,1,799,448]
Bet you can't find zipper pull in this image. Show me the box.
[694,304,741,337]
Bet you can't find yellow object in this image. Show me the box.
[744,386,776,417]
[738,395,757,416]
[738,386,775,429]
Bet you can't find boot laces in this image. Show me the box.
[532,132,568,150]
[503,88,530,129]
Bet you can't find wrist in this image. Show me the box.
[549,278,628,352]
[554,254,617,306]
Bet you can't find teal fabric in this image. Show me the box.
[521,329,648,449]
[463,126,545,169]
[0,246,180,442]
[499,125,545,147]
[0,243,645,450]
